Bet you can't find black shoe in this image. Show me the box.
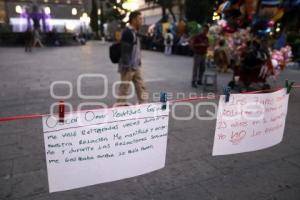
[197,80,202,85]
[192,82,198,88]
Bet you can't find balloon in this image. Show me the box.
[245,0,258,16]
[223,25,237,33]
[260,7,278,19]
[272,9,284,22]
[261,0,281,6]
[217,1,231,14]
[271,59,279,68]
[162,22,170,34]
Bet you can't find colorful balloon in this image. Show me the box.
[272,9,284,22]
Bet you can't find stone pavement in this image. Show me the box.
[0,42,300,200]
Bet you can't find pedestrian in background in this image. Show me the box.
[33,28,44,48]
[164,29,173,55]
[190,24,210,88]
[24,27,33,52]
[214,40,230,73]
[117,11,147,105]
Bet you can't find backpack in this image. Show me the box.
[109,42,121,64]
[109,28,136,64]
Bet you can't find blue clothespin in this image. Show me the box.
[160,92,167,110]
[223,86,231,103]
[285,80,294,94]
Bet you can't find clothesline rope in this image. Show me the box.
[0,85,299,122]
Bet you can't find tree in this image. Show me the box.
[145,0,177,22]
[90,0,99,38]
[185,0,214,24]
[104,0,129,25]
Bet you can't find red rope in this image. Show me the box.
[0,85,299,123]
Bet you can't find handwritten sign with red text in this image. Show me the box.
[42,103,169,193]
[213,89,289,156]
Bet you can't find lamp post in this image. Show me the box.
[99,0,105,39]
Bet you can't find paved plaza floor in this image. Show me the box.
[0,42,300,200]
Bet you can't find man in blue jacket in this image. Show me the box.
[117,11,147,105]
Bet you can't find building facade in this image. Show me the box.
[2,0,91,32]
[0,0,6,24]
[137,0,185,25]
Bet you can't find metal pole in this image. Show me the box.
[99,0,105,38]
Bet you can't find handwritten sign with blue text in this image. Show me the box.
[213,89,289,156]
[42,103,169,193]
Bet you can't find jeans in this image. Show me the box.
[164,45,172,55]
[192,54,206,83]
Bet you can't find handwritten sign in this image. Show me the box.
[213,89,289,156]
[42,103,169,193]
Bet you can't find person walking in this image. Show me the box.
[190,25,210,88]
[164,29,173,55]
[24,27,34,52]
[116,11,147,105]
[33,28,44,48]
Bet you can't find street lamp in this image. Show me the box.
[122,0,139,11]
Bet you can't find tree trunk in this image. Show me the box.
[255,0,262,17]
[100,0,104,38]
[4,0,9,25]
[162,7,167,22]
[168,7,177,22]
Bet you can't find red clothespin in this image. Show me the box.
[58,100,65,123]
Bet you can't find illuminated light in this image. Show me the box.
[47,19,81,28]
[122,13,130,23]
[276,27,280,32]
[268,20,275,27]
[44,0,49,2]
[122,0,139,11]
[82,12,88,18]
[80,13,90,24]
[212,15,220,21]
[10,17,27,32]
[213,12,218,16]
[72,8,77,15]
[270,32,274,36]
[67,0,71,4]
[113,6,117,9]
[66,23,76,31]
[44,7,51,15]
[15,5,22,14]
[10,17,82,32]
[98,9,101,15]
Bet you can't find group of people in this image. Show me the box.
[115,11,216,105]
[115,10,282,105]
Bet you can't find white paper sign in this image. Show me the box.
[42,103,169,193]
[213,89,289,156]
